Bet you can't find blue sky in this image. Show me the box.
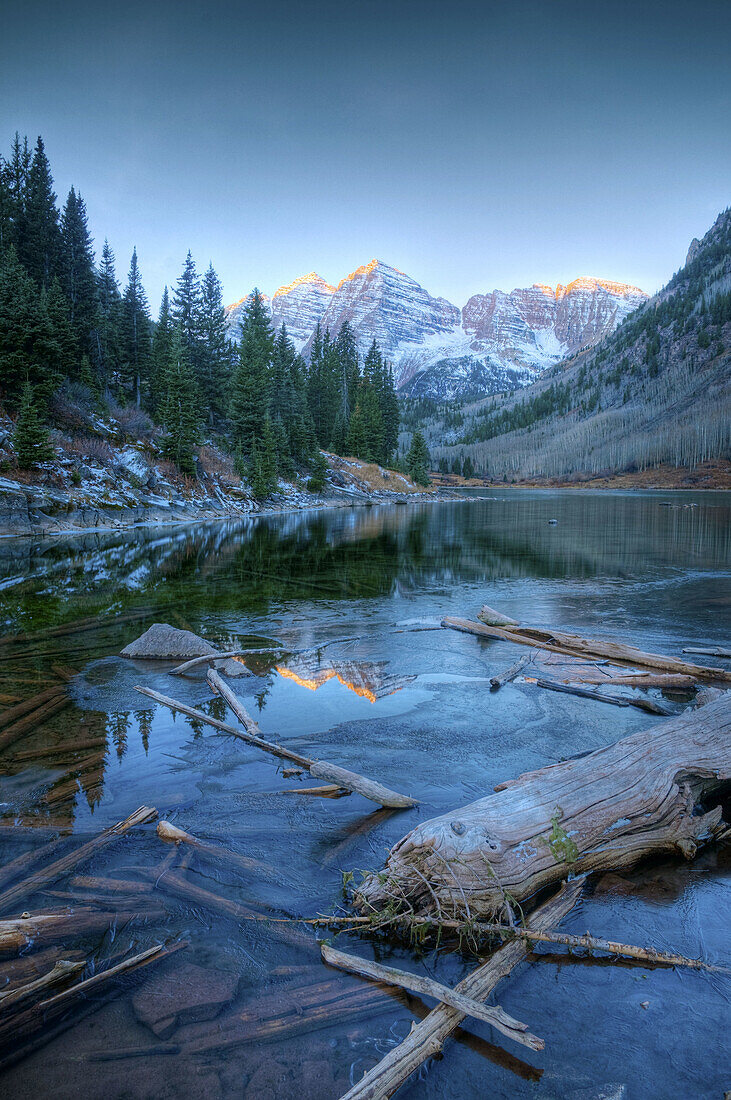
[2,0,729,309]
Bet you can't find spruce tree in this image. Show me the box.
[160,329,200,475]
[258,415,278,495]
[150,287,174,415]
[334,320,360,425]
[0,134,30,254]
[380,364,400,462]
[13,381,54,467]
[230,290,273,449]
[406,429,431,486]
[172,250,202,351]
[198,263,230,421]
[20,137,61,288]
[120,248,151,406]
[44,278,77,380]
[60,187,98,369]
[0,247,60,406]
[96,239,121,389]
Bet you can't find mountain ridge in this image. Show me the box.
[225,261,647,399]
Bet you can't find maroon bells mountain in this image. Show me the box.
[225,261,647,399]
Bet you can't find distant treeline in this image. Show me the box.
[0,133,400,489]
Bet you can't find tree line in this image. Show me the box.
[0,133,403,492]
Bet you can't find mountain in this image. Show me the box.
[425,209,731,480]
[225,261,647,399]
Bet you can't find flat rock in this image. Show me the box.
[121,623,219,660]
[133,962,239,1039]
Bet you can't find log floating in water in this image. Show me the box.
[357,695,731,922]
[683,646,731,658]
[0,837,68,893]
[12,739,106,761]
[320,943,544,1050]
[442,616,731,681]
[207,669,418,809]
[0,805,157,915]
[490,654,531,690]
[532,677,672,715]
[338,880,583,1100]
[133,682,417,810]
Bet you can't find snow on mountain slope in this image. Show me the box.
[225,263,647,399]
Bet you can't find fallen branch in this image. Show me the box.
[338,880,583,1100]
[134,680,417,810]
[141,867,315,953]
[0,837,68,893]
[442,616,731,681]
[169,649,287,676]
[320,943,544,1050]
[533,677,672,715]
[0,805,157,915]
[208,668,418,809]
[490,654,531,690]
[0,958,85,1010]
[156,819,277,878]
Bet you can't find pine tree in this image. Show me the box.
[96,239,121,389]
[19,137,61,288]
[13,381,54,467]
[406,429,430,486]
[60,187,98,368]
[120,248,151,406]
[198,263,230,421]
[160,328,200,475]
[230,290,273,449]
[380,364,400,462]
[334,320,360,424]
[44,277,78,380]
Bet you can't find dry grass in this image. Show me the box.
[64,435,115,464]
[334,456,428,494]
[198,445,241,484]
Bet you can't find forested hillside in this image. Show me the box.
[421,209,730,481]
[0,134,400,496]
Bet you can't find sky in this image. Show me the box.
[1,0,729,309]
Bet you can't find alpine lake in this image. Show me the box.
[0,489,729,1100]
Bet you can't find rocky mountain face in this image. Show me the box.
[225,261,647,400]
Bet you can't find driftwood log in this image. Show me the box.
[357,695,731,921]
[442,616,731,681]
[320,944,544,1050]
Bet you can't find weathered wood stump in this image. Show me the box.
[357,694,731,921]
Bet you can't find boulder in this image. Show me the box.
[121,623,219,660]
[133,962,238,1039]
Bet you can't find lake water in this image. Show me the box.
[0,490,729,1099]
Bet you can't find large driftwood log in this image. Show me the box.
[357,695,731,921]
[442,616,731,681]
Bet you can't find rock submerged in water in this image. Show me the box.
[121,623,219,660]
[133,961,239,1039]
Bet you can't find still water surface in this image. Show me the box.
[0,490,729,1099]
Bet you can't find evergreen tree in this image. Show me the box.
[44,277,77,380]
[0,247,60,406]
[172,250,202,352]
[160,328,200,475]
[150,287,174,415]
[406,429,431,486]
[19,137,61,288]
[198,262,230,421]
[13,381,54,467]
[380,365,400,461]
[334,320,360,423]
[96,239,121,388]
[230,290,273,449]
[0,134,30,254]
[306,449,328,491]
[60,187,98,367]
[119,248,151,406]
